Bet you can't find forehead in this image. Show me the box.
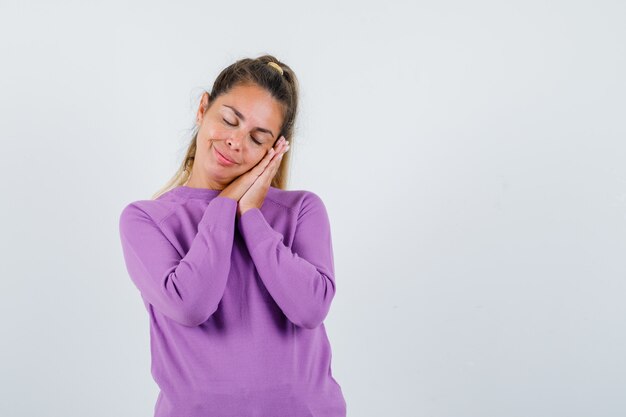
[217,84,284,125]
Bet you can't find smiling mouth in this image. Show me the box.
[214,147,237,165]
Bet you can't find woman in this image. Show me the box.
[118,55,347,417]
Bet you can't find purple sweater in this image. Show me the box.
[118,185,346,417]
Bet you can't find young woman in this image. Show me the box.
[118,55,346,417]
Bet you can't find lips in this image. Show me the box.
[214,147,237,164]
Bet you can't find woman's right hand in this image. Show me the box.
[218,138,285,202]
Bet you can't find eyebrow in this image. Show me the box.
[222,105,275,138]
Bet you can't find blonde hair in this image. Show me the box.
[152,54,299,200]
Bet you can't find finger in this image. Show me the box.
[272,136,289,155]
[270,151,285,175]
[248,147,276,177]
[252,140,288,177]
[262,148,279,169]
[267,136,288,157]
[260,153,280,177]
[272,135,286,149]
[258,150,284,182]
[266,146,286,166]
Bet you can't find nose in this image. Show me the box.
[226,131,245,149]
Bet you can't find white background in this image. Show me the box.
[1,1,624,416]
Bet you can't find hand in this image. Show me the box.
[237,136,290,217]
[217,137,287,202]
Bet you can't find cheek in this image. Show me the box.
[235,149,265,171]
[202,125,223,143]
[251,147,268,162]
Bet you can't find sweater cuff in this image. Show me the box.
[237,208,282,253]
[198,196,237,232]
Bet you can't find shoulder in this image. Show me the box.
[119,192,179,230]
[265,186,329,218]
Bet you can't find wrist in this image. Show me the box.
[239,206,253,216]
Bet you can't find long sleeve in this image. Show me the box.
[237,192,336,329]
[119,196,237,327]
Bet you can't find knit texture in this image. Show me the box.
[118,185,346,417]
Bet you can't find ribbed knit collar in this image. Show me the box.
[170,184,282,201]
[170,185,222,200]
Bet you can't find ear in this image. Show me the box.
[196,92,212,125]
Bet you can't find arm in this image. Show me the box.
[237,192,337,329]
[118,196,237,327]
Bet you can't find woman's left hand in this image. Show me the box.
[237,137,290,217]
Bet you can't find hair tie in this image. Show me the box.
[267,61,284,76]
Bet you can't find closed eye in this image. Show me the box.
[223,118,262,145]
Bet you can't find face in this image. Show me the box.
[188,83,285,190]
